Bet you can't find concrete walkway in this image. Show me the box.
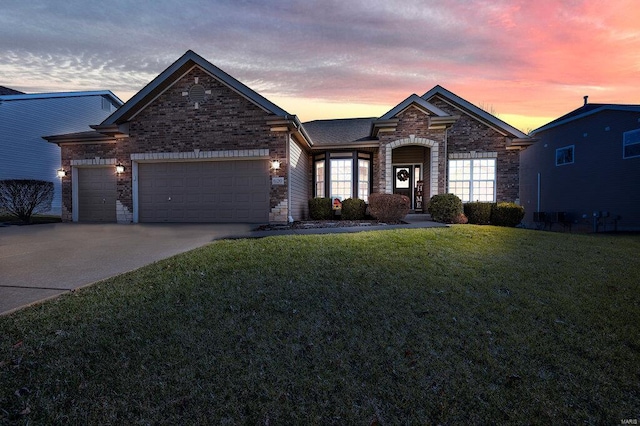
[0,216,445,315]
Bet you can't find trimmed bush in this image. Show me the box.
[428,193,463,223]
[308,197,332,220]
[490,202,525,227]
[464,202,494,225]
[341,198,366,220]
[452,213,469,224]
[0,179,54,223]
[368,193,410,222]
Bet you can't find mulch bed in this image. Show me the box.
[255,219,405,231]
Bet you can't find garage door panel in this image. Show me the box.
[138,160,269,223]
[78,167,117,222]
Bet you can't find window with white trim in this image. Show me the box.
[358,159,370,202]
[556,145,574,166]
[623,129,640,159]
[448,159,496,202]
[330,159,352,200]
[314,152,371,201]
[315,160,325,197]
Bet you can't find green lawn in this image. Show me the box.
[1,226,639,424]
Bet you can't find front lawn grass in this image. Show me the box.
[1,226,639,424]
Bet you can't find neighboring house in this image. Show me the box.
[45,50,532,224]
[0,86,24,95]
[0,90,123,214]
[520,100,640,231]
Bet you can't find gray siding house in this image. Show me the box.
[520,101,640,231]
[0,90,123,214]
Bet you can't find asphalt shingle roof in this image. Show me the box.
[0,86,24,95]
[302,118,376,145]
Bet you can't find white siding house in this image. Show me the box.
[0,91,123,214]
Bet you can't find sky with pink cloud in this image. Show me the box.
[1,0,639,133]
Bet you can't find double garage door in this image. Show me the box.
[77,160,270,223]
[138,160,269,223]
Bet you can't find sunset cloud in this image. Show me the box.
[1,0,639,132]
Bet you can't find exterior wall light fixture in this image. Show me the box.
[56,168,67,178]
[115,164,126,174]
[271,160,281,170]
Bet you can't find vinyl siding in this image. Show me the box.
[0,95,117,214]
[289,138,309,220]
[520,109,640,230]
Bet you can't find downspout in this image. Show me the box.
[537,172,541,213]
[443,127,448,195]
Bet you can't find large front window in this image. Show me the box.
[314,152,371,201]
[449,159,496,202]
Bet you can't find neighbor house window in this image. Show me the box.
[623,129,640,159]
[448,159,496,202]
[556,145,574,166]
[330,158,352,200]
[315,160,325,197]
[314,152,371,201]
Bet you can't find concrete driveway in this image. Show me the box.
[0,223,253,315]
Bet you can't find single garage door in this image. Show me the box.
[77,167,117,222]
[138,160,270,223]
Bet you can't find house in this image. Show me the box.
[0,86,24,95]
[520,99,640,231]
[45,50,532,224]
[0,90,123,214]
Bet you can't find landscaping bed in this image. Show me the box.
[255,219,405,231]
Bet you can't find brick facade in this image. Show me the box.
[429,97,521,202]
[54,51,528,224]
[59,67,290,223]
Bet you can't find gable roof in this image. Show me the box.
[0,86,24,95]
[303,118,377,146]
[0,90,122,104]
[379,94,450,120]
[422,85,529,139]
[531,103,640,135]
[102,50,290,126]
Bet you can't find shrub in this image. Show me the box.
[368,193,410,222]
[452,213,469,224]
[428,193,463,223]
[308,197,333,220]
[490,202,525,227]
[341,198,366,220]
[464,202,494,225]
[0,179,54,223]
